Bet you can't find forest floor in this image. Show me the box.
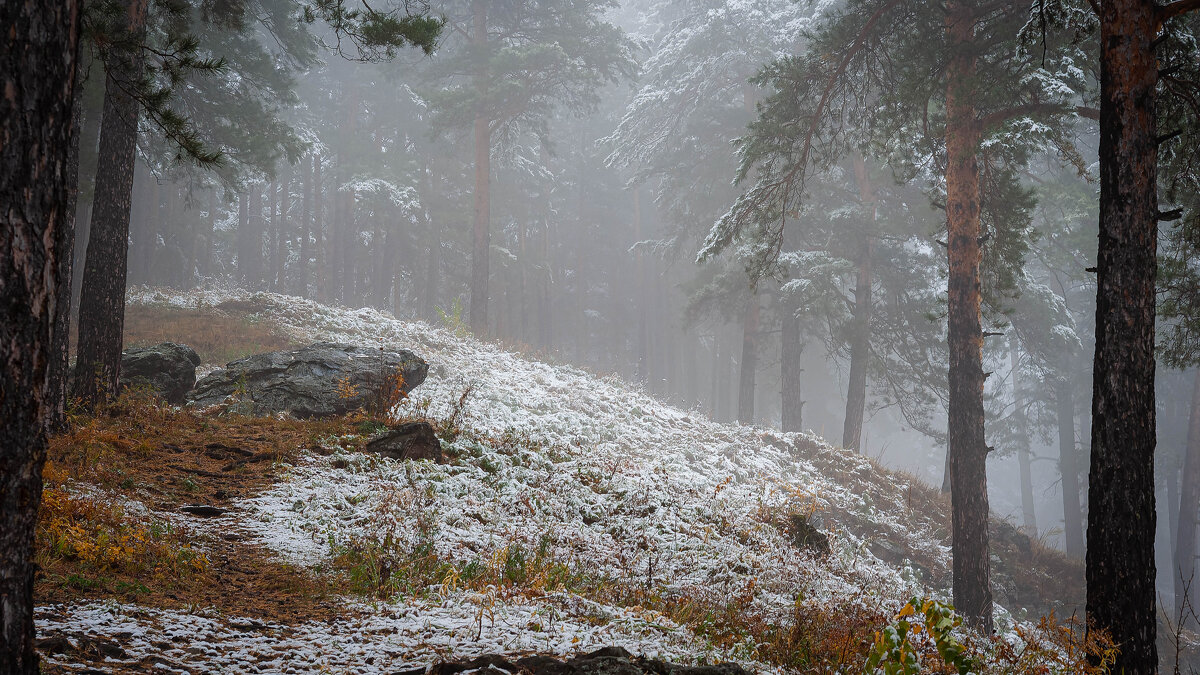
[33,286,1181,674]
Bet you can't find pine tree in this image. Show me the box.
[0,0,81,669]
[702,0,1091,631]
[425,0,634,335]
[1087,1,1200,669]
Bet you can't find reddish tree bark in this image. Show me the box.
[944,0,992,633]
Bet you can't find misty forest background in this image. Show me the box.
[53,0,1200,659]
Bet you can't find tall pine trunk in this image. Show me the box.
[469,0,490,335]
[944,0,992,633]
[0,0,80,668]
[1056,376,1084,558]
[1087,1,1160,670]
[72,0,150,408]
[1175,369,1200,628]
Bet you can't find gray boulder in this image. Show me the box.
[120,342,201,404]
[187,342,427,418]
[363,421,443,463]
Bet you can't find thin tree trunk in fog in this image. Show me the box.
[469,0,490,335]
[540,221,553,349]
[841,240,872,451]
[299,154,312,296]
[236,192,249,285]
[944,0,991,633]
[391,228,405,318]
[1057,377,1084,559]
[344,190,358,304]
[1175,369,1200,628]
[312,153,324,300]
[72,93,103,318]
[780,220,804,432]
[423,228,440,320]
[710,334,720,420]
[269,178,280,290]
[842,155,875,452]
[780,299,804,432]
[1011,342,1038,537]
[48,80,83,432]
[518,219,529,343]
[73,0,150,408]
[248,186,264,289]
[719,324,733,422]
[200,189,215,279]
[127,169,148,285]
[1087,0,1164,669]
[0,3,79,668]
[635,188,648,382]
[737,291,759,425]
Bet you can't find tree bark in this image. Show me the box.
[469,0,490,335]
[72,0,150,409]
[737,291,759,425]
[1010,342,1038,537]
[0,0,80,669]
[945,0,992,633]
[1056,376,1084,559]
[1087,1,1161,670]
[1175,369,1200,628]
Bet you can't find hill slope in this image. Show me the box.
[36,288,1084,673]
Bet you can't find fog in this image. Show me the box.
[44,0,1200,666]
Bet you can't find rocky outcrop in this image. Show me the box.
[188,342,427,418]
[120,342,201,404]
[401,647,751,675]
[363,421,444,463]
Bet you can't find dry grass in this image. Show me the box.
[37,392,369,621]
[122,303,296,365]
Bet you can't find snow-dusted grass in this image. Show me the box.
[37,594,730,674]
[36,287,965,672]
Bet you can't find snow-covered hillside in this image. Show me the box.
[38,288,1036,673]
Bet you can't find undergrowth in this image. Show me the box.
[38,461,210,597]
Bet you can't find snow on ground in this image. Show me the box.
[38,593,731,674]
[38,287,959,672]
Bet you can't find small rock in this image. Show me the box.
[36,636,73,655]
[363,422,444,463]
[785,513,830,555]
[180,505,227,517]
